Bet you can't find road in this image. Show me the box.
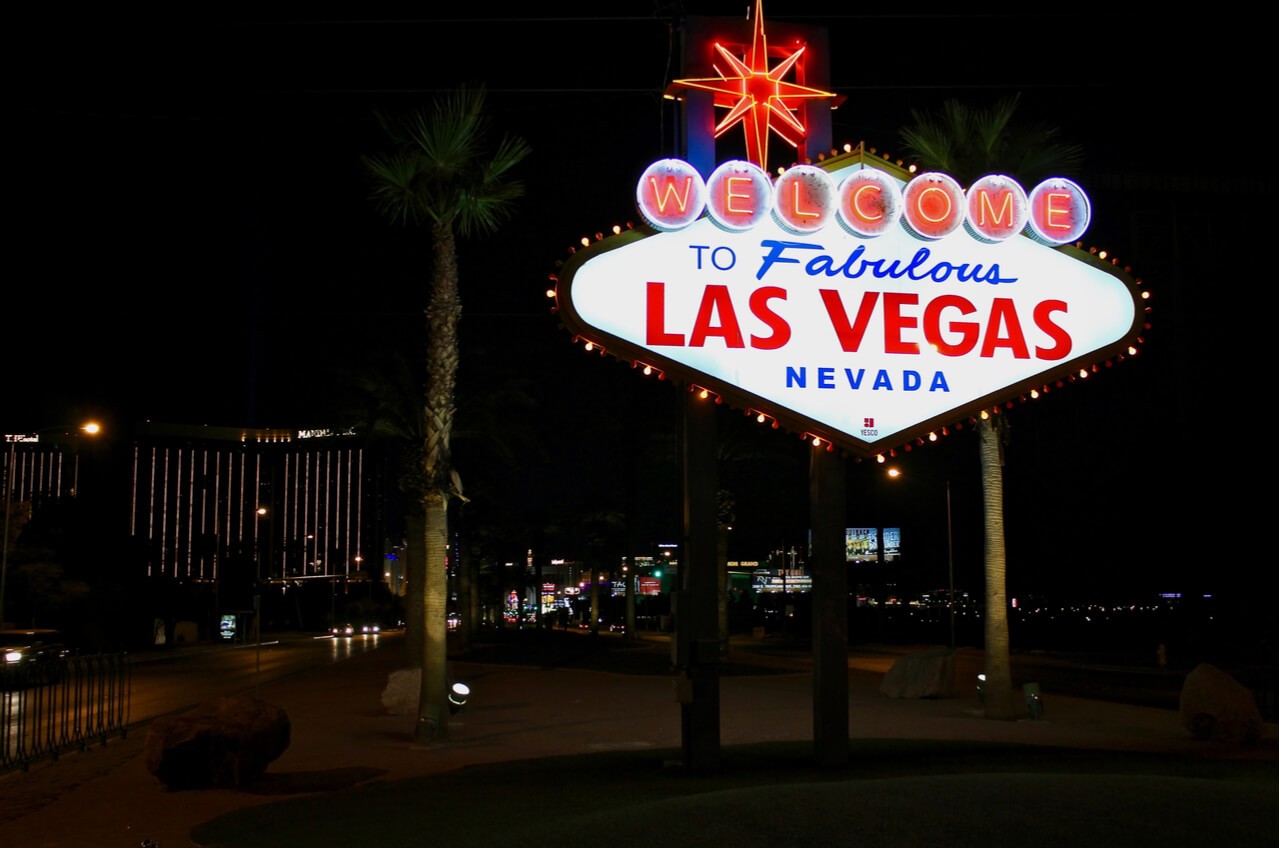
[2,631,396,772]
[3,624,1248,776]
[126,631,395,725]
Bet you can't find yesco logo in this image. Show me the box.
[636,158,1090,247]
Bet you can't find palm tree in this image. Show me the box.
[976,411,1016,718]
[363,84,530,743]
[899,93,1082,720]
[898,94,1083,189]
[333,349,426,656]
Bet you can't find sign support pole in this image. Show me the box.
[810,445,849,763]
[678,387,721,771]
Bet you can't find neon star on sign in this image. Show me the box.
[671,0,836,171]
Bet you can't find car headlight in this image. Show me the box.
[4,650,24,664]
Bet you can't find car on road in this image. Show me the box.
[1,628,69,689]
[330,622,381,637]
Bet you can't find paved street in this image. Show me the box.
[1,629,1274,847]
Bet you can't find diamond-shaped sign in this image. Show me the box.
[556,155,1143,458]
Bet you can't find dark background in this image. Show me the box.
[8,5,1272,626]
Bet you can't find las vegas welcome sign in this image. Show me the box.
[555,152,1144,458]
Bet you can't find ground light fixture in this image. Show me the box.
[449,681,471,714]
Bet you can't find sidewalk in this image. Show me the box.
[2,630,1275,847]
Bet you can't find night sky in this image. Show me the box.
[9,5,1271,612]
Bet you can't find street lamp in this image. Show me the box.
[2,422,101,627]
[253,506,268,695]
[886,467,955,649]
[254,506,268,583]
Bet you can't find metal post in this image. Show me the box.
[254,507,265,695]
[0,437,14,628]
[253,592,261,696]
[810,444,848,765]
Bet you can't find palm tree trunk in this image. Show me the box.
[416,491,450,741]
[415,220,461,744]
[978,416,1017,719]
[363,87,529,744]
[404,510,425,664]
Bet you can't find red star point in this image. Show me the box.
[671,0,837,171]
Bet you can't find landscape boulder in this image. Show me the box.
[381,667,420,715]
[1179,663,1264,745]
[880,646,956,699]
[144,695,291,790]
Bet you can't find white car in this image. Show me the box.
[331,622,380,637]
[1,629,69,688]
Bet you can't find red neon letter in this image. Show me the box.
[1027,178,1089,245]
[979,298,1031,359]
[973,189,1014,228]
[774,166,835,234]
[645,282,685,346]
[1042,192,1071,230]
[725,176,755,216]
[914,186,952,223]
[688,285,745,348]
[852,184,883,222]
[748,286,791,350]
[837,170,902,237]
[965,175,1028,242]
[882,292,920,354]
[1033,300,1071,360]
[902,173,965,239]
[646,175,694,214]
[788,180,821,220]
[819,290,880,353]
[923,295,979,356]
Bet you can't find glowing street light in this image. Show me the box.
[254,507,269,582]
[2,422,101,626]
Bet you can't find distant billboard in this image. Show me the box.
[845,527,900,563]
[883,527,900,562]
[845,527,878,562]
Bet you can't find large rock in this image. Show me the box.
[381,667,420,715]
[880,646,956,699]
[144,696,291,790]
[1179,663,1264,745]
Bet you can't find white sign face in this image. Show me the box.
[559,159,1141,457]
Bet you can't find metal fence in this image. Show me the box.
[1,653,131,772]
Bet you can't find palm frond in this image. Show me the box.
[363,151,427,227]
[366,83,531,237]
[899,93,1084,186]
